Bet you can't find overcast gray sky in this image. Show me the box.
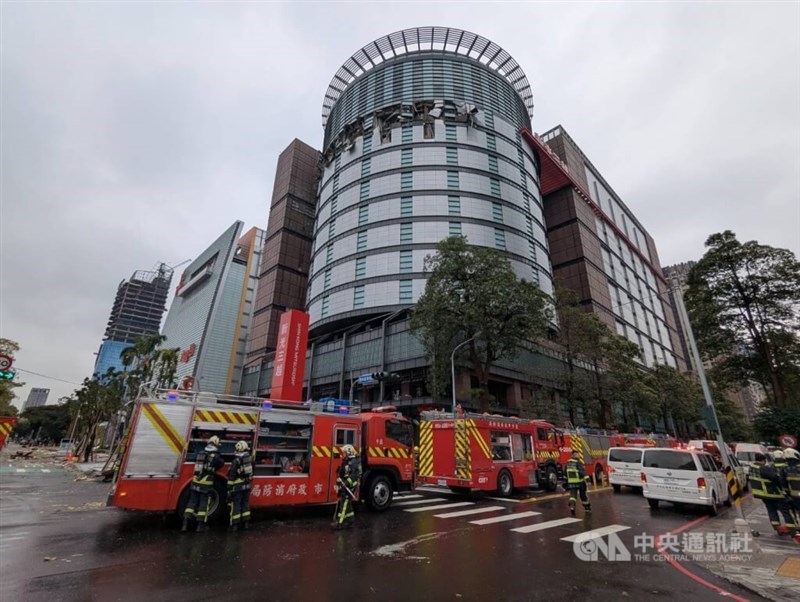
[2,1,799,408]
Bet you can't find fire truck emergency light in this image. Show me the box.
[166,391,179,401]
[261,401,272,410]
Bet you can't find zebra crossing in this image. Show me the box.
[0,466,60,474]
[393,492,629,544]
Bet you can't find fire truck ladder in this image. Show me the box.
[454,418,471,480]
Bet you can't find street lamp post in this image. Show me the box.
[451,336,476,415]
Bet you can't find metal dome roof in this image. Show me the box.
[321,26,534,128]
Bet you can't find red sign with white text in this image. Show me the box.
[269,310,309,403]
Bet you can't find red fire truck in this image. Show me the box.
[108,389,415,521]
[559,430,626,484]
[416,412,572,494]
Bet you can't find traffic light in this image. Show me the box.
[370,372,389,381]
[0,369,15,380]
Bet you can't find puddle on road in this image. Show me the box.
[370,531,448,560]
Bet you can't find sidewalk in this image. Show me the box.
[689,496,800,602]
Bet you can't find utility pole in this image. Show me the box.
[671,278,746,522]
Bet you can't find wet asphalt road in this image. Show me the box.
[0,467,765,602]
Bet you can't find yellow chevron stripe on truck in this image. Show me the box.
[418,422,433,476]
[194,409,257,425]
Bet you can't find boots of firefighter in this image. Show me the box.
[196,521,209,533]
[569,497,576,516]
[240,520,248,531]
[229,524,238,532]
[583,503,592,513]
[181,517,190,533]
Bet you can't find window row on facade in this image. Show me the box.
[315,172,546,238]
[320,121,538,200]
[320,143,539,200]
[311,216,551,278]
[307,235,552,305]
[585,167,651,263]
[312,193,548,251]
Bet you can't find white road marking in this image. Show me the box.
[394,497,448,506]
[15,469,25,473]
[510,517,582,533]
[470,511,542,525]
[404,502,475,513]
[41,469,51,473]
[561,524,631,542]
[434,506,505,518]
[394,494,423,500]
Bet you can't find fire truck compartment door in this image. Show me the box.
[329,424,359,503]
[124,403,193,477]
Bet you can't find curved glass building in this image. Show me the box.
[308,26,553,335]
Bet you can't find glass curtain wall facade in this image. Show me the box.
[308,27,553,335]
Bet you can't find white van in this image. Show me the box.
[735,443,769,474]
[607,447,644,492]
[641,448,730,515]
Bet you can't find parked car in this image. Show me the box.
[607,447,644,492]
[641,447,730,515]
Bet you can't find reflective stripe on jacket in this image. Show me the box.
[227,452,253,491]
[192,448,223,488]
[565,459,587,485]
[749,464,787,500]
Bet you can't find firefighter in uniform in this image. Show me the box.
[227,440,253,531]
[748,452,797,536]
[182,435,224,532]
[333,444,361,529]
[565,450,591,515]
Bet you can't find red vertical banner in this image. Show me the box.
[270,310,310,403]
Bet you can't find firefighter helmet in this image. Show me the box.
[208,435,221,447]
[783,448,800,461]
[773,450,785,460]
[235,440,249,453]
[342,444,357,458]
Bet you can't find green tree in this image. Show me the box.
[685,231,800,409]
[642,365,703,438]
[119,334,170,396]
[0,338,23,416]
[154,347,181,389]
[411,236,552,412]
[73,376,124,461]
[550,284,605,425]
[16,403,74,441]
[753,407,800,444]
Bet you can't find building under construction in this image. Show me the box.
[93,263,173,378]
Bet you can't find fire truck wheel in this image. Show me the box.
[612,484,622,493]
[496,470,513,497]
[365,474,393,512]
[544,465,558,492]
[594,465,604,484]
[175,480,228,525]
[647,498,659,510]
